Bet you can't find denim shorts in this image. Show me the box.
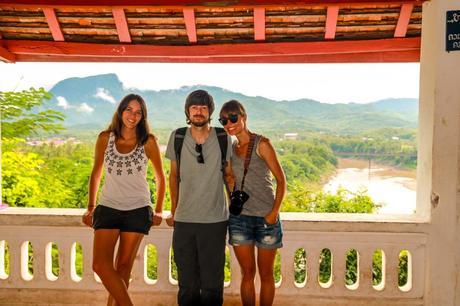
[92,205,153,235]
[228,214,283,249]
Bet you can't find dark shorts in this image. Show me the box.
[228,214,283,249]
[92,205,153,235]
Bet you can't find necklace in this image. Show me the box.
[236,131,253,148]
[236,141,248,148]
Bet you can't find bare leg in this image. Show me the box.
[257,248,277,306]
[107,232,144,306]
[233,245,256,306]
[92,229,133,306]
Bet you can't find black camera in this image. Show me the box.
[229,190,250,216]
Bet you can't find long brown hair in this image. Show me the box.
[107,94,150,145]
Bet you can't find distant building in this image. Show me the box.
[283,133,298,140]
[391,136,400,141]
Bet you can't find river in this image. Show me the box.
[323,158,416,214]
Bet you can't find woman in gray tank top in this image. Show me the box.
[219,100,286,306]
[81,94,166,306]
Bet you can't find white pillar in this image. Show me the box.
[419,0,460,305]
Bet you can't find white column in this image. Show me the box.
[419,0,460,305]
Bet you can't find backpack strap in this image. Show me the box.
[173,127,187,184]
[214,127,231,194]
[214,127,228,173]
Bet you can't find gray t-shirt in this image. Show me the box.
[165,127,232,223]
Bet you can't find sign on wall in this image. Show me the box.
[446,10,460,52]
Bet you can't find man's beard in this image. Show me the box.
[191,120,208,127]
[190,116,208,127]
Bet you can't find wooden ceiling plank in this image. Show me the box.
[254,7,265,41]
[112,8,131,43]
[0,1,429,7]
[0,45,16,63]
[325,6,339,39]
[394,3,413,37]
[183,8,197,43]
[42,7,65,41]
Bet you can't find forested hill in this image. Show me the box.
[44,73,418,134]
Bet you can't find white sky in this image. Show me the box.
[0,62,420,104]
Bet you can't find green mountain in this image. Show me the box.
[46,73,418,134]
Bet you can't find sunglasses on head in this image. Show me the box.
[219,113,239,126]
[195,143,204,164]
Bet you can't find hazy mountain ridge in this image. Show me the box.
[46,73,418,134]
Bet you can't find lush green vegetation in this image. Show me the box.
[319,129,417,169]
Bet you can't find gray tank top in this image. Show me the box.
[231,135,275,217]
[99,133,151,210]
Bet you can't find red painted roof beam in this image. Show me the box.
[112,8,131,43]
[183,8,197,43]
[394,3,414,37]
[5,37,420,57]
[254,7,265,41]
[0,45,15,63]
[43,8,64,41]
[325,6,339,39]
[0,0,428,6]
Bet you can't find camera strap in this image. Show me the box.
[239,133,257,191]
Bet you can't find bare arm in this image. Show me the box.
[258,137,287,224]
[166,160,179,226]
[224,160,235,194]
[145,135,166,226]
[82,131,109,227]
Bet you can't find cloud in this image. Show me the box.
[94,87,116,104]
[56,96,70,109]
[77,103,94,113]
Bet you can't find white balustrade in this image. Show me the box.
[0,208,428,304]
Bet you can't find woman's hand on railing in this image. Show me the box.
[152,212,163,226]
[165,214,174,227]
[82,207,94,227]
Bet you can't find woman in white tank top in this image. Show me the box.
[82,94,165,306]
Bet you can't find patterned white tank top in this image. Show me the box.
[99,133,151,210]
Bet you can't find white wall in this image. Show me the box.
[419,0,460,305]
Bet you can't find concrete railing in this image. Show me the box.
[0,208,429,305]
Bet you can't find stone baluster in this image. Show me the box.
[382,247,400,296]
[226,245,241,295]
[278,243,298,293]
[0,240,8,280]
[329,246,347,294]
[304,245,321,294]
[5,239,22,286]
[357,246,375,295]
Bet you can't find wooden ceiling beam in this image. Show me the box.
[0,0,428,8]
[12,50,420,63]
[183,8,197,43]
[394,3,414,38]
[4,37,420,63]
[325,6,339,40]
[0,45,16,63]
[112,8,131,43]
[42,8,64,41]
[254,7,265,41]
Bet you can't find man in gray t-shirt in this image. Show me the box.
[165,89,233,306]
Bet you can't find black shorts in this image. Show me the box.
[92,205,153,235]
